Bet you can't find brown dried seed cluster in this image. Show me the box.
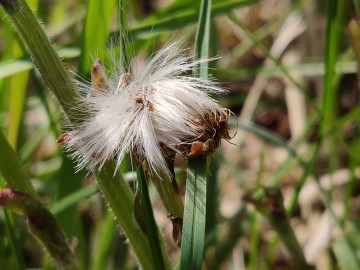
[175,109,232,159]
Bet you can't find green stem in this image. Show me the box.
[152,175,184,217]
[95,162,156,269]
[150,155,184,218]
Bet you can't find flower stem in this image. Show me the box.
[152,174,184,217]
[95,161,156,269]
[150,154,184,218]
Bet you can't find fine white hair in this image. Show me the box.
[65,42,228,179]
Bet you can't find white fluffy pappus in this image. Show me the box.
[61,42,230,179]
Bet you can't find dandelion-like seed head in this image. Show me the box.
[59,42,231,179]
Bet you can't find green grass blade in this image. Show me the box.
[0,59,33,79]
[194,0,211,76]
[118,0,130,71]
[91,211,116,270]
[181,1,212,269]
[3,210,26,270]
[80,0,117,73]
[181,156,208,270]
[137,167,169,270]
[321,0,345,137]
[6,70,28,148]
[128,0,258,39]
[50,184,98,215]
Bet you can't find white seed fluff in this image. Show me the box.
[65,42,228,178]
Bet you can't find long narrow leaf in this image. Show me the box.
[137,167,169,270]
[80,0,117,73]
[181,0,212,269]
[181,156,208,270]
[129,0,258,39]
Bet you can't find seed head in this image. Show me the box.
[60,42,231,179]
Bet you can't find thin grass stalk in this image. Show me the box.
[90,211,116,270]
[244,188,314,270]
[3,210,26,270]
[321,0,344,137]
[0,0,156,268]
[119,0,171,266]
